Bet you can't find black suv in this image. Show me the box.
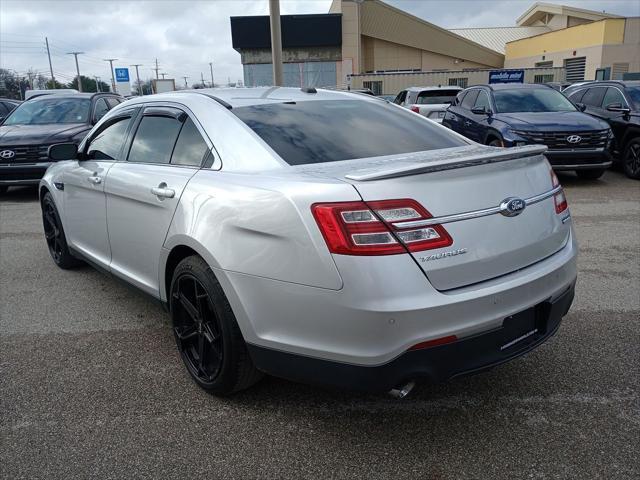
[0,92,123,193]
[442,84,613,179]
[0,98,21,122]
[564,80,640,179]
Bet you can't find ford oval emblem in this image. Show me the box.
[500,197,526,217]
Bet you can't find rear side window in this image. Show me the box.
[93,98,109,122]
[581,87,606,107]
[233,100,466,166]
[86,117,131,160]
[171,118,209,167]
[416,90,459,105]
[128,116,182,164]
[460,90,479,109]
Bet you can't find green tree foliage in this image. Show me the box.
[67,75,111,93]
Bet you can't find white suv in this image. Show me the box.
[394,86,462,122]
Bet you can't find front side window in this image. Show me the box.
[171,118,209,167]
[416,90,459,105]
[581,87,606,108]
[86,117,131,160]
[602,88,627,108]
[473,91,491,110]
[233,99,466,166]
[460,90,479,109]
[93,98,109,122]
[128,116,182,164]
[3,98,91,125]
[493,88,577,113]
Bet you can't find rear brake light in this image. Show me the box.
[550,170,568,214]
[410,106,420,113]
[312,199,453,256]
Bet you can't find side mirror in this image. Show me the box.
[575,102,587,112]
[471,106,490,115]
[48,143,78,161]
[606,103,631,113]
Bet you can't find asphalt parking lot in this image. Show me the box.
[1,170,638,480]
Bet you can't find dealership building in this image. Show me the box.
[230,0,639,93]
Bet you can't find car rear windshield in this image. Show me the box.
[3,97,91,125]
[233,100,466,165]
[493,88,577,113]
[416,90,459,105]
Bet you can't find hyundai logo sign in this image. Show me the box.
[500,197,526,217]
[566,135,582,144]
[0,149,16,160]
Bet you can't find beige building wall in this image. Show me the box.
[350,67,565,95]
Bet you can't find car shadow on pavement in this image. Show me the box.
[0,185,40,203]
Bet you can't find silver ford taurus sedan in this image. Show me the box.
[39,87,577,396]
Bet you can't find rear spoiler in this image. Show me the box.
[344,144,548,182]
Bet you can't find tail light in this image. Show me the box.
[550,170,568,214]
[410,106,420,113]
[312,199,453,256]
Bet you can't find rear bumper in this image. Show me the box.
[248,283,575,392]
[0,162,52,185]
[544,149,612,170]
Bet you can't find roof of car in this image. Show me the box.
[406,86,462,92]
[26,92,122,101]
[565,80,640,88]
[120,87,379,109]
[480,83,553,91]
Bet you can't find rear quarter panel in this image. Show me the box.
[163,169,361,292]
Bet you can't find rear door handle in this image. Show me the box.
[151,183,175,199]
[87,175,101,185]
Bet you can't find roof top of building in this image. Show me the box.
[449,26,551,54]
[516,2,622,26]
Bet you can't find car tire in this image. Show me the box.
[0,186,8,195]
[488,138,504,147]
[576,169,606,180]
[170,255,263,395]
[622,138,640,180]
[41,192,83,269]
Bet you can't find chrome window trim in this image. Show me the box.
[391,185,562,228]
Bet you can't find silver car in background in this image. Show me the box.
[40,87,577,396]
[393,86,462,122]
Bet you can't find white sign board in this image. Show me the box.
[115,67,131,96]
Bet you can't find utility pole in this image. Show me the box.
[94,76,101,92]
[209,61,214,87]
[103,58,118,93]
[183,76,189,89]
[27,71,35,90]
[200,72,206,88]
[67,51,85,92]
[153,58,160,80]
[131,64,143,96]
[269,0,283,86]
[45,37,55,88]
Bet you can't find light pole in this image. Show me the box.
[183,76,189,89]
[67,51,85,92]
[131,64,143,96]
[269,0,283,86]
[209,62,214,87]
[103,58,118,93]
[94,76,101,92]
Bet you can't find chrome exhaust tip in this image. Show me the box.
[388,380,415,399]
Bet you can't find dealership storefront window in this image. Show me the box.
[243,62,337,88]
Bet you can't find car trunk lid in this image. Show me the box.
[309,145,570,291]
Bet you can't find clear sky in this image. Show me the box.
[1,0,638,87]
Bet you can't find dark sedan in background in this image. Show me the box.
[0,92,123,194]
[442,84,613,179]
[564,80,640,179]
[0,98,21,122]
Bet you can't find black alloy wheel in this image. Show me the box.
[169,255,262,394]
[623,139,640,179]
[171,273,224,385]
[41,192,81,269]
